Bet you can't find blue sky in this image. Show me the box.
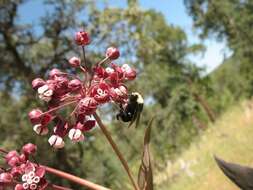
[18,0,229,73]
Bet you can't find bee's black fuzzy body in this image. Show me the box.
[116,92,143,127]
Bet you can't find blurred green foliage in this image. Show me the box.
[0,0,249,189]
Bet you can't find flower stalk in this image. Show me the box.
[45,166,110,190]
[93,112,140,190]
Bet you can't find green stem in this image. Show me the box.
[93,112,140,190]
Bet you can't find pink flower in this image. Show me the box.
[74,120,96,132]
[78,97,98,115]
[40,113,53,126]
[68,128,85,142]
[106,47,120,60]
[11,166,23,177]
[69,56,81,67]
[91,82,111,104]
[105,67,114,75]
[29,30,138,148]
[48,135,65,149]
[38,84,54,102]
[93,66,107,78]
[75,31,90,46]
[20,162,46,190]
[31,78,45,90]
[110,85,128,103]
[121,64,136,80]
[33,124,49,135]
[83,120,96,131]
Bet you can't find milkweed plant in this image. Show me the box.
[0,30,153,190]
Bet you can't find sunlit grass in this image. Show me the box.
[156,100,253,190]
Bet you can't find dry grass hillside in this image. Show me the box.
[155,100,253,190]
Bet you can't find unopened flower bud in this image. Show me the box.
[69,56,81,67]
[49,68,62,78]
[48,135,65,149]
[5,151,19,162]
[106,47,120,60]
[22,143,37,156]
[28,109,42,124]
[68,79,82,91]
[75,31,90,46]
[8,156,20,167]
[32,78,45,90]
[15,184,24,190]
[0,172,13,183]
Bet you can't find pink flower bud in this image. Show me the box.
[68,56,81,67]
[31,78,45,90]
[75,31,90,46]
[22,143,37,155]
[15,184,24,190]
[106,47,120,60]
[7,156,20,167]
[5,151,19,162]
[68,79,82,91]
[33,124,49,135]
[19,154,27,163]
[48,135,65,149]
[49,68,63,79]
[0,172,13,183]
[28,109,42,124]
[68,128,85,142]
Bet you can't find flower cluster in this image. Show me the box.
[28,30,137,148]
[0,143,47,190]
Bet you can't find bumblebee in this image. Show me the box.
[116,92,144,127]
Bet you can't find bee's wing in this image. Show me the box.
[127,105,138,128]
[135,104,143,128]
[128,103,143,128]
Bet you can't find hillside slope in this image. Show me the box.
[155,100,253,190]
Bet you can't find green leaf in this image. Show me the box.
[137,117,154,190]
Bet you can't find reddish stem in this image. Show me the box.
[40,100,78,116]
[45,166,111,190]
[0,182,70,190]
[93,112,140,190]
[0,148,8,154]
[49,184,72,190]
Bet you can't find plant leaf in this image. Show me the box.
[138,117,154,190]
